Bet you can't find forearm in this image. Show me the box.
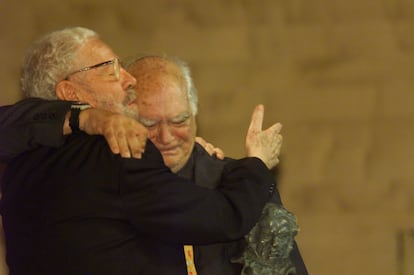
[0,98,71,161]
[123,145,275,244]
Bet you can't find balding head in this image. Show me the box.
[127,56,198,115]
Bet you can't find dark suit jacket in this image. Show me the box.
[0,98,307,274]
[0,98,71,162]
[0,131,275,274]
[178,144,308,275]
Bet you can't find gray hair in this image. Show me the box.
[20,27,98,99]
[124,54,199,115]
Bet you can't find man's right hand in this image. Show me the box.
[79,109,147,159]
[245,104,283,170]
[195,137,225,160]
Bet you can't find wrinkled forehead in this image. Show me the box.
[138,71,185,94]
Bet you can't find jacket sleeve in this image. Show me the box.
[120,141,275,245]
[0,98,71,162]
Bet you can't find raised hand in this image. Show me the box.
[245,104,282,169]
[79,109,147,159]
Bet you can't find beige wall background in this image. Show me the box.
[2,0,414,274]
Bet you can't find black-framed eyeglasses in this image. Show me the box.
[64,58,120,81]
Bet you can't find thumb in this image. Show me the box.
[265,122,282,135]
[248,104,264,134]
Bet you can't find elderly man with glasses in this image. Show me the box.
[0,27,283,274]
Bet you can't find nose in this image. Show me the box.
[157,123,175,145]
[120,67,137,89]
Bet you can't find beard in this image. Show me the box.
[120,88,139,119]
[91,87,139,120]
[71,76,140,120]
[122,87,137,107]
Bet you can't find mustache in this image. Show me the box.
[122,87,137,106]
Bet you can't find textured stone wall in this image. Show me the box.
[2,1,414,274]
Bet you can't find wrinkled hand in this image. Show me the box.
[245,104,282,169]
[195,137,225,160]
[80,109,147,159]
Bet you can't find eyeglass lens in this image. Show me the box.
[94,58,120,81]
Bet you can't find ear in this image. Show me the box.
[56,80,80,101]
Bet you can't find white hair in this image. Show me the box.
[20,26,98,99]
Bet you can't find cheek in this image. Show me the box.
[147,126,195,148]
[173,127,194,144]
[100,84,124,100]
[176,119,196,144]
[112,90,125,102]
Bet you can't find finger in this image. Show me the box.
[278,134,283,145]
[248,104,264,134]
[105,133,120,155]
[214,148,225,160]
[128,136,143,159]
[138,135,146,154]
[204,143,215,155]
[265,122,282,135]
[273,134,283,151]
[117,131,131,158]
[275,139,282,153]
[195,137,207,147]
[127,132,147,159]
